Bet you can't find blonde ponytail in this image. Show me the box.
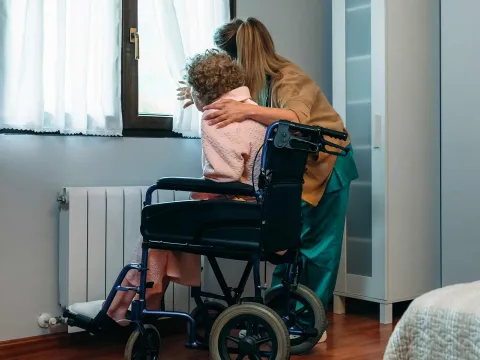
[215,18,289,104]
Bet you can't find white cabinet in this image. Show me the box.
[332,0,441,323]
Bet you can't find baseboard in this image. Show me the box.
[0,317,186,360]
[0,332,72,360]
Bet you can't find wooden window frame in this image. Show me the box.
[122,0,237,138]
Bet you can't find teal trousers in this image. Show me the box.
[271,145,357,314]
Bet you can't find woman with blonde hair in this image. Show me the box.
[179,17,358,344]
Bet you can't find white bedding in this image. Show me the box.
[384,281,480,360]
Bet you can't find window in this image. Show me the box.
[122,0,235,137]
[0,0,235,137]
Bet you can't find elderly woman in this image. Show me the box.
[69,49,269,326]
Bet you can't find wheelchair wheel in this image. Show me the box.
[265,284,326,355]
[209,303,290,360]
[188,301,226,347]
[124,324,161,360]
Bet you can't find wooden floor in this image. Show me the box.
[11,311,400,360]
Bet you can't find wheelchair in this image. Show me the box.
[63,120,350,360]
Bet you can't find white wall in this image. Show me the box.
[0,0,332,341]
[237,0,333,102]
[0,136,201,341]
[441,0,480,286]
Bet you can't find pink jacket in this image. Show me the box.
[191,86,266,200]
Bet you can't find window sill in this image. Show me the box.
[0,128,192,139]
[122,128,184,138]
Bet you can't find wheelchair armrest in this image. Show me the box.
[155,177,255,196]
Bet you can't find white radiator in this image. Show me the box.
[58,186,194,326]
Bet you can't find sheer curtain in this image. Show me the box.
[150,0,230,138]
[0,0,122,136]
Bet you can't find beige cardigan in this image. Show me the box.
[271,63,350,206]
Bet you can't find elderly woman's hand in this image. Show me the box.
[176,80,194,109]
[203,99,255,128]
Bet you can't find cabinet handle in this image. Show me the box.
[373,114,381,149]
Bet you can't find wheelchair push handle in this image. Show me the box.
[321,127,348,141]
[270,121,350,156]
[280,121,348,141]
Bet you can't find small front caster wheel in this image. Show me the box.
[124,324,161,360]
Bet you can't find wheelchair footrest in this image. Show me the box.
[63,310,94,332]
[63,309,123,334]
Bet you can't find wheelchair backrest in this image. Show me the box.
[258,121,315,254]
[258,120,348,254]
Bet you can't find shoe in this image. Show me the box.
[318,331,327,343]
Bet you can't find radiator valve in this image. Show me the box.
[38,313,65,329]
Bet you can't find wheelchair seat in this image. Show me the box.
[141,120,351,263]
[142,199,262,261]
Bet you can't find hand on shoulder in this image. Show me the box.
[202,99,254,128]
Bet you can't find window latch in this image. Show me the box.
[129,28,140,60]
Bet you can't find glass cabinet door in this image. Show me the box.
[334,0,386,301]
[344,0,373,279]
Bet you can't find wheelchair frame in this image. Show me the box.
[188,252,310,338]
[92,243,305,348]
[63,120,350,354]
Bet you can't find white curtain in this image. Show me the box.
[0,0,122,136]
[150,0,230,138]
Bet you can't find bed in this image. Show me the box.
[384,281,480,360]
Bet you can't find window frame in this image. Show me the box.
[121,0,237,138]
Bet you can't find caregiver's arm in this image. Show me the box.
[203,100,298,128]
[246,103,300,126]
